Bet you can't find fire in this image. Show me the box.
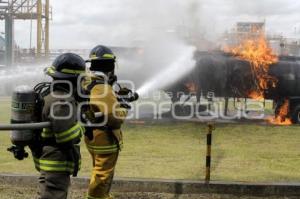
[225,35,292,125]
[226,35,278,99]
[248,90,264,100]
[185,82,198,93]
[267,99,292,125]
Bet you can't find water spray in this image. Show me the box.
[136,45,196,97]
[0,65,49,95]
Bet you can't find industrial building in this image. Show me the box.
[222,22,300,57]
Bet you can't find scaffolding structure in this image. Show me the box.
[0,0,52,66]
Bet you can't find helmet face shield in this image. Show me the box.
[90,59,115,73]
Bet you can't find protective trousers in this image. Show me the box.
[87,152,119,199]
[85,129,120,199]
[37,171,70,199]
[84,79,126,199]
[33,144,81,199]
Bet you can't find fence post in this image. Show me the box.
[205,123,215,184]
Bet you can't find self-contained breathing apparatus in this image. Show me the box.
[81,72,139,141]
[2,83,51,160]
[0,76,138,160]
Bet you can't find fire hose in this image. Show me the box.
[0,82,139,161]
[0,122,51,160]
[0,122,51,131]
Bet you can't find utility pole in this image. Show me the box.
[36,0,42,58]
[0,0,52,66]
[5,14,14,66]
[45,0,49,58]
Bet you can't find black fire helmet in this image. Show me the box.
[87,45,116,73]
[45,53,86,79]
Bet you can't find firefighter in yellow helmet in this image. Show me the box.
[83,45,128,199]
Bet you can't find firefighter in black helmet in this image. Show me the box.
[47,53,86,80]
[83,45,127,199]
[87,45,117,84]
[32,53,86,199]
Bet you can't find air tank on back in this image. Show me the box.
[10,85,37,147]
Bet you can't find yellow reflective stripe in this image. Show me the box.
[88,148,119,152]
[91,148,119,154]
[41,133,53,138]
[34,157,75,166]
[90,53,115,60]
[46,66,84,75]
[56,123,81,138]
[61,68,85,74]
[86,144,119,154]
[87,148,119,152]
[38,167,73,172]
[90,54,97,59]
[56,129,82,143]
[81,126,86,133]
[46,66,56,75]
[55,123,83,143]
[38,159,75,166]
[87,144,119,149]
[102,54,115,59]
[36,164,74,172]
[34,157,75,172]
[41,128,53,138]
[42,124,85,142]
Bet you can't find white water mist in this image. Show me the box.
[137,45,196,97]
[0,65,50,95]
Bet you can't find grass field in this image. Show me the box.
[0,97,299,183]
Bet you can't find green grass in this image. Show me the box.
[0,98,300,183]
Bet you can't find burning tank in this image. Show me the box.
[164,51,300,124]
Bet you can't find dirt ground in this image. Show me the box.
[0,184,298,199]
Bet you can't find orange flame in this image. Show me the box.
[226,35,278,99]
[267,99,292,125]
[225,35,292,125]
[185,82,198,93]
[248,91,264,100]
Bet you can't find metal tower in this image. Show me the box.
[0,0,52,66]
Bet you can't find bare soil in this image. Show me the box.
[0,184,298,199]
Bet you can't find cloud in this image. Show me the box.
[191,0,300,40]
[1,0,299,49]
[230,0,300,16]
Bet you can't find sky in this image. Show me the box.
[2,0,300,49]
[1,0,300,96]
